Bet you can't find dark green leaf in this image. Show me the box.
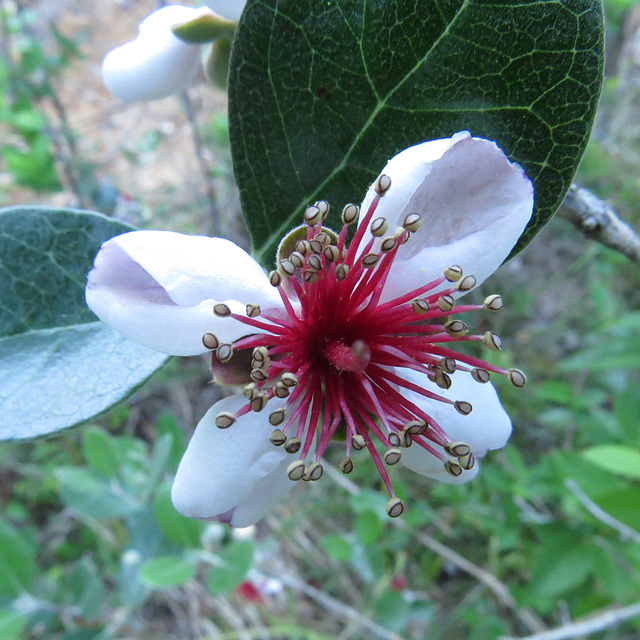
[0,206,169,440]
[230,0,604,266]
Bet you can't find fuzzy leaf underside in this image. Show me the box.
[0,207,168,440]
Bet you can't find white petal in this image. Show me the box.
[359,132,534,300]
[399,368,512,484]
[201,0,246,22]
[85,230,282,356]
[172,394,290,520]
[102,5,211,102]
[227,458,293,527]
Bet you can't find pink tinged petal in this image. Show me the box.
[399,369,512,484]
[359,132,534,300]
[85,230,282,356]
[171,394,290,521]
[102,5,212,102]
[201,0,246,22]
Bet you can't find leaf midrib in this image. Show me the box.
[252,0,471,263]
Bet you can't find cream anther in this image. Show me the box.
[370,217,388,237]
[202,332,219,350]
[483,331,503,350]
[444,265,463,282]
[455,275,477,292]
[287,460,306,481]
[339,456,354,474]
[437,295,455,312]
[361,253,379,269]
[411,298,430,314]
[402,213,422,232]
[269,429,287,446]
[375,174,391,195]
[304,205,322,226]
[215,411,235,429]
[386,497,404,517]
[284,437,301,454]
[268,407,286,425]
[341,203,359,225]
[454,400,473,415]
[484,294,503,311]
[472,368,491,383]
[445,459,463,477]
[213,303,231,317]
[245,303,261,317]
[508,368,526,387]
[384,448,402,465]
[216,343,234,363]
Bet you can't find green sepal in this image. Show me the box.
[172,13,236,44]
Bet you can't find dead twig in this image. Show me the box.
[324,464,546,635]
[565,479,640,545]
[558,184,640,264]
[499,600,640,640]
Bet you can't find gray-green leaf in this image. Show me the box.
[230,0,604,266]
[0,206,168,440]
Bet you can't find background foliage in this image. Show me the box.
[0,1,639,639]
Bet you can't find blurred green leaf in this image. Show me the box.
[581,445,640,479]
[83,426,119,477]
[1,136,60,191]
[593,488,640,533]
[0,207,169,440]
[231,0,604,266]
[153,484,204,548]
[65,558,104,620]
[55,467,140,518]
[140,556,196,587]
[355,511,382,546]
[0,519,36,596]
[0,609,30,640]
[374,590,410,632]
[321,534,352,562]
[156,412,186,470]
[529,530,594,598]
[207,540,254,594]
[614,387,640,443]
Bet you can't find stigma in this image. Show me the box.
[202,175,525,519]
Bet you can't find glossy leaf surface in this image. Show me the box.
[230,0,604,266]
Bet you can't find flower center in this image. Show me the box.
[203,175,525,518]
[324,338,371,372]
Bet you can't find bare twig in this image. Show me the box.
[411,526,546,633]
[276,572,406,640]
[324,464,546,635]
[565,479,640,545]
[500,600,640,640]
[558,184,640,264]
